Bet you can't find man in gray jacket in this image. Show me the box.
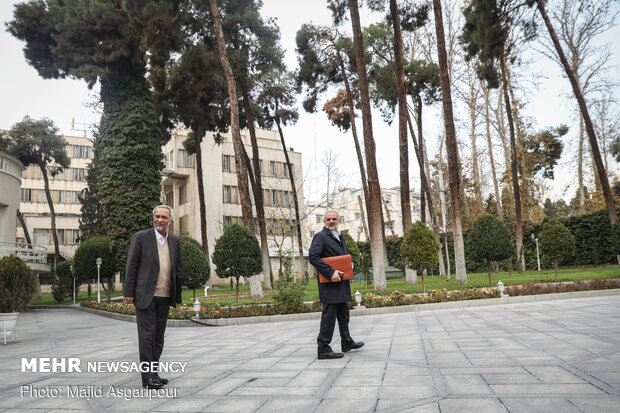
[124,205,182,389]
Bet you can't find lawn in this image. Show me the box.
[31,265,619,307]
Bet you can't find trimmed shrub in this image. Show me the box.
[401,221,439,293]
[539,220,575,281]
[0,254,36,312]
[466,214,515,286]
[181,236,210,300]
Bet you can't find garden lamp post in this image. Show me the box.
[354,290,362,307]
[96,257,102,303]
[70,265,75,305]
[497,280,505,297]
[531,233,541,271]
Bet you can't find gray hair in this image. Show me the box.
[323,210,340,220]
[153,205,174,220]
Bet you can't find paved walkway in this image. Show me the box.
[1,294,620,412]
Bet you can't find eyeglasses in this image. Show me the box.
[154,215,170,220]
[325,218,339,221]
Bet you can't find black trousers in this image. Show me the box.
[136,296,170,382]
[317,302,354,354]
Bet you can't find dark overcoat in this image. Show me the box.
[124,229,183,309]
[308,227,352,304]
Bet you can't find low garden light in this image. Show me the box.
[531,233,541,271]
[354,290,362,307]
[497,280,505,297]
[193,299,201,315]
[95,257,102,303]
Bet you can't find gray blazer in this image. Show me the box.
[124,229,183,309]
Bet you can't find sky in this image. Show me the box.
[1,0,619,204]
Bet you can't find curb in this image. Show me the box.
[34,288,620,327]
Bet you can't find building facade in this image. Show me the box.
[16,135,92,282]
[305,186,422,244]
[162,127,305,285]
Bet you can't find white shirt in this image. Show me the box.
[329,228,341,241]
[154,228,169,246]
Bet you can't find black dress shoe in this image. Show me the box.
[156,376,169,385]
[142,378,164,389]
[317,351,345,359]
[342,341,364,352]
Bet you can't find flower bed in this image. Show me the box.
[504,278,620,296]
[361,287,500,308]
[80,279,620,320]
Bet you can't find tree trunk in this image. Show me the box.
[554,257,558,282]
[432,0,467,285]
[193,128,211,265]
[578,113,585,212]
[236,277,240,304]
[487,261,493,287]
[358,195,369,241]
[274,116,307,282]
[421,270,426,293]
[438,135,451,279]
[500,51,524,271]
[390,0,412,232]
[348,0,387,290]
[407,113,446,277]
[536,0,616,225]
[483,84,502,218]
[469,79,483,206]
[210,0,262,298]
[336,48,370,221]
[39,161,59,280]
[405,268,417,284]
[241,89,272,289]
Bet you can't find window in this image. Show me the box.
[20,189,32,202]
[53,168,65,180]
[282,191,288,207]
[178,149,194,168]
[58,190,66,203]
[316,214,321,223]
[34,229,50,245]
[72,168,85,181]
[179,215,189,235]
[355,212,360,220]
[223,185,231,203]
[165,191,174,208]
[259,160,263,175]
[72,229,82,244]
[270,161,276,176]
[56,229,65,245]
[71,191,80,204]
[38,190,47,203]
[179,184,187,205]
[169,150,174,169]
[73,145,91,158]
[223,216,232,227]
[341,215,345,223]
[271,190,276,205]
[222,155,231,172]
[282,163,290,178]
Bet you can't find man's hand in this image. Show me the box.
[331,271,343,282]
[124,296,134,305]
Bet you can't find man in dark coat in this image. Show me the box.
[124,205,183,389]
[309,210,364,359]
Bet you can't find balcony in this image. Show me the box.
[0,241,51,274]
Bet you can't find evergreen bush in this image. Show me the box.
[0,255,36,312]
[539,220,575,281]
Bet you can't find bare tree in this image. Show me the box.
[537,0,618,213]
[432,0,467,285]
[535,0,617,225]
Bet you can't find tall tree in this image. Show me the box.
[461,0,538,270]
[8,0,184,269]
[209,0,263,298]
[536,0,618,220]
[328,0,387,290]
[8,117,70,272]
[168,42,229,268]
[432,0,467,284]
[257,70,307,281]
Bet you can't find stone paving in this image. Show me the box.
[1,294,620,412]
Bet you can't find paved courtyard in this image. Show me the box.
[1,294,620,412]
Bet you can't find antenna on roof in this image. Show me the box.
[71,117,90,138]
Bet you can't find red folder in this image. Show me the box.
[318,254,354,283]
